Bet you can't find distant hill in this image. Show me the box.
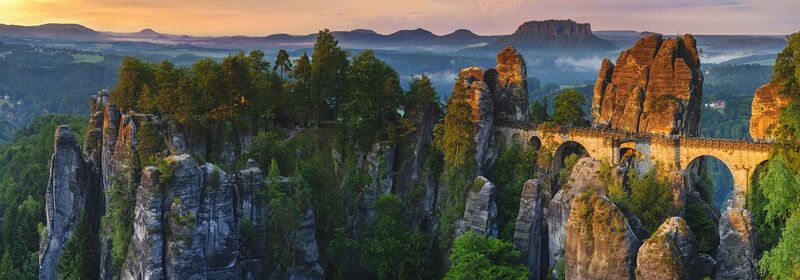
[0,21,788,54]
[0,23,100,40]
[476,20,617,52]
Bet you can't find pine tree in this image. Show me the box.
[274,49,292,81]
[553,88,586,126]
[310,29,349,123]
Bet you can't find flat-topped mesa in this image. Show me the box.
[514,19,593,37]
[750,81,793,140]
[591,34,703,136]
[488,20,616,51]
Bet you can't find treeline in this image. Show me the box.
[748,32,800,279]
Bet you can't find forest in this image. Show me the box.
[0,29,798,280]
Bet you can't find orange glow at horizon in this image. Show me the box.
[0,0,798,36]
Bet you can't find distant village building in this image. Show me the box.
[704,100,726,110]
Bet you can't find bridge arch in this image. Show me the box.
[529,136,542,151]
[685,155,735,210]
[552,140,589,175]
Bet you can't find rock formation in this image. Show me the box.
[716,205,760,280]
[287,209,325,280]
[121,167,165,280]
[455,176,498,237]
[39,126,91,280]
[591,34,703,136]
[635,217,697,280]
[494,46,529,122]
[40,90,331,279]
[513,179,547,280]
[750,81,793,139]
[547,157,607,265]
[565,192,641,280]
[454,47,530,175]
[487,20,616,51]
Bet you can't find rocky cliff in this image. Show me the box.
[39,91,325,280]
[750,81,793,139]
[591,34,704,136]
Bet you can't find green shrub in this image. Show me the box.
[445,231,528,280]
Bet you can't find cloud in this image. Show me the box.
[554,56,606,72]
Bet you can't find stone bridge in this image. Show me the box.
[495,122,772,203]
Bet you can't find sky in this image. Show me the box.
[0,0,797,36]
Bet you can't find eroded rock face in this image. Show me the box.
[163,154,207,279]
[635,217,697,280]
[716,205,759,280]
[237,159,269,279]
[547,157,607,265]
[121,167,165,280]
[39,126,90,280]
[750,81,792,139]
[565,192,640,280]
[286,209,324,280]
[199,163,238,276]
[592,34,703,136]
[513,179,547,279]
[455,176,499,237]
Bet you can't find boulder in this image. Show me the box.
[750,81,793,140]
[716,205,759,280]
[635,217,698,280]
[547,157,607,265]
[513,179,546,279]
[565,192,640,280]
[455,176,499,237]
[592,34,703,136]
[39,126,90,280]
[121,167,165,280]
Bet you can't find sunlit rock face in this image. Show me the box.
[635,217,698,280]
[750,81,793,139]
[565,192,641,280]
[592,34,703,136]
[494,46,529,123]
[547,157,607,266]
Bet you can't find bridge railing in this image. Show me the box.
[498,121,772,151]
